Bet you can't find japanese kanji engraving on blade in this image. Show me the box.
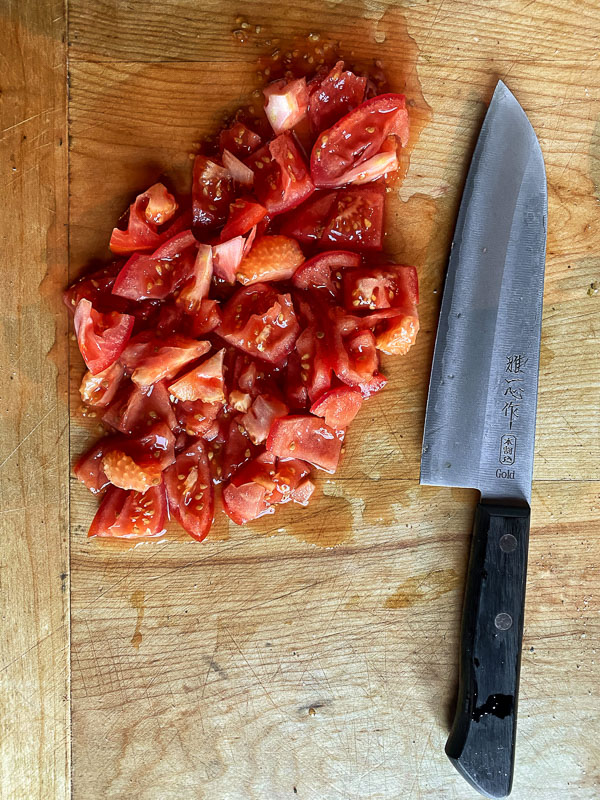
[420,81,547,505]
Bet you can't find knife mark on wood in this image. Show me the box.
[384,567,461,609]
[130,590,145,650]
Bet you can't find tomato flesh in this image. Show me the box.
[88,484,168,538]
[164,440,215,541]
[109,183,179,255]
[310,387,363,430]
[74,299,134,375]
[266,415,342,473]
[308,61,366,133]
[248,133,314,216]
[236,235,304,285]
[192,156,234,230]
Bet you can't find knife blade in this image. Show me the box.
[420,81,547,799]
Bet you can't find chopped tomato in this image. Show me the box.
[88,484,168,538]
[266,415,342,473]
[191,299,222,336]
[168,349,226,403]
[332,328,387,397]
[222,149,254,185]
[74,299,134,375]
[221,452,276,523]
[307,61,366,133]
[291,477,315,506]
[343,265,418,311]
[192,155,234,230]
[263,77,309,134]
[80,361,124,407]
[112,230,198,301]
[218,121,262,159]
[248,133,314,216]
[109,183,179,255]
[310,387,363,429]
[280,191,337,244]
[292,250,361,296]
[217,283,300,364]
[375,314,420,355]
[177,245,213,312]
[74,436,115,493]
[103,381,177,434]
[294,325,331,403]
[64,262,127,315]
[101,421,175,492]
[221,198,267,241]
[311,94,409,188]
[240,394,289,445]
[268,458,312,505]
[322,185,384,250]
[221,416,258,481]
[212,236,245,283]
[130,336,210,387]
[236,235,304,285]
[175,398,221,437]
[164,440,214,541]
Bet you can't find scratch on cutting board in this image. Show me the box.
[130,590,145,650]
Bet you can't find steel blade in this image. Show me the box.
[420,81,547,504]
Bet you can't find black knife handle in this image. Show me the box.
[446,502,530,799]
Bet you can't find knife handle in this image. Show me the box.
[446,502,530,799]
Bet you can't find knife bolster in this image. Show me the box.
[446,502,531,799]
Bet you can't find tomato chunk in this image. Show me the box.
[74,299,134,375]
[218,121,262,159]
[177,244,213,312]
[217,283,300,364]
[310,387,363,430]
[292,250,361,297]
[222,149,254,185]
[109,183,178,254]
[221,198,267,241]
[307,61,367,133]
[88,484,168,538]
[79,361,124,408]
[263,77,309,134]
[168,348,226,403]
[240,394,289,445]
[280,191,337,245]
[130,336,210,387]
[311,94,409,188]
[236,235,304,285]
[266,415,342,473]
[248,133,314,216]
[322,186,384,251]
[102,381,177,434]
[192,155,234,230]
[164,440,214,541]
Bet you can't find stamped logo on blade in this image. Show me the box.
[499,434,517,465]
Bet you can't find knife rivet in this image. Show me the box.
[499,533,518,553]
[495,612,513,630]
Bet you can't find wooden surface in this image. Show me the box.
[0,2,70,799]
[2,0,600,797]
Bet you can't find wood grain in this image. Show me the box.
[0,1,70,798]
[65,0,600,797]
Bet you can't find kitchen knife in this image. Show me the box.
[420,81,547,799]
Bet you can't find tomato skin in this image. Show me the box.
[240,394,289,445]
[102,381,177,435]
[192,155,234,231]
[168,349,226,403]
[74,436,115,493]
[217,283,300,365]
[279,191,337,244]
[221,198,267,241]
[191,299,222,336]
[236,235,304,285]
[80,361,125,408]
[129,336,211,388]
[221,415,258,482]
[307,61,367,133]
[164,440,214,541]
[177,244,213,313]
[88,483,168,538]
[310,387,363,430]
[332,327,387,398]
[248,133,314,216]
[74,299,134,375]
[310,93,409,188]
[266,415,342,473]
[109,183,179,255]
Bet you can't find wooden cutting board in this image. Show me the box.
[2,1,600,798]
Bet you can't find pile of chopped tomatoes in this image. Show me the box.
[66,61,419,542]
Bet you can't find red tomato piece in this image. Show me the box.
[79,360,125,408]
[217,283,300,364]
[221,198,268,241]
[109,183,178,254]
[268,458,313,505]
[263,77,309,134]
[221,415,259,482]
[222,149,255,185]
[164,440,214,541]
[218,121,262,159]
[310,386,363,430]
[101,422,176,492]
[74,436,116,493]
[212,236,245,283]
[168,348,226,403]
[191,299,222,336]
[74,298,134,375]
[175,398,221,437]
[295,325,331,403]
[291,477,315,506]
[279,191,337,244]
[112,230,198,302]
[64,262,127,315]
[103,381,177,434]
[311,94,409,188]
[292,250,361,296]
[88,484,168,538]
[333,328,387,397]
[375,314,420,356]
[267,415,342,473]
[222,452,277,524]
[284,351,309,410]
[343,265,418,311]
[192,155,234,231]
[130,336,211,388]
[176,244,213,312]
[322,185,384,251]
[240,394,289,445]
[248,133,314,216]
[307,61,367,133]
[236,235,304,285]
